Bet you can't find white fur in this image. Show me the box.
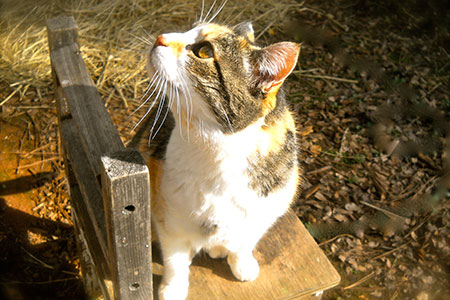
[148,25,297,300]
[157,120,297,300]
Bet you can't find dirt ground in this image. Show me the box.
[0,0,449,299]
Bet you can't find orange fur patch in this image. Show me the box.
[262,110,296,154]
[238,37,249,49]
[261,83,281,116]
[147,158,166,227]
[167,41,185,58]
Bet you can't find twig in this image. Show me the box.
[255,18,278,40]
[22,247,53,269]
[97,54,113,88]
[321,150,365,161]
[255,4,292,40]
[426,82,442,95]
[305,184,321,200]
[23,244,78,276]
[1,278,78,285]
[0,152,60,156]
[22,245,80,275]
[104,89,115,107]
[20,83,31,101]
[294,72,358,84]
[17,156,60,169]
[113,83,128,108]
[364,162,390,198]
[373,242,409,260]
[404,217,429,239]
[29,143,52,154]
[12,106,53,109]
[360,201,407,220]
[295,68,321,74]
[1,85,23,106]
[409,175,438,202]
[319,233,356,246]
[342,271,375,290]
[10,80,29,87]
[306,165,332,175]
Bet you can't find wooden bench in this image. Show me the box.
[47,16,340,300]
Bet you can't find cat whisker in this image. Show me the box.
[141,28,155,43]
[176,71,193,121]
[152,79,168,126]
[182,84,191,140]
[174,71,193,141]
[218,102,234,133]
[128,31,154,46]
[202,0,218,23]
[127,78,153,121]
[151,82,174,140]
[207,0,228,24]
[175,83,181,116]
[150,79,168,139]
[199,0,206,24]
[131,70,160,114]
[132,74,164,131]
[175,83,185,140]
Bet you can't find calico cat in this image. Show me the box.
[131,18,300,300]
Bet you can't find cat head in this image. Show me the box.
[147,22,300,133]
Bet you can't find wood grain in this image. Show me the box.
[47,16,78,51]
[50,42,124,178]
[56,87,108,257]
[49,16,153,300]
[101,150,153,300]
[183,210,340,300]
[71,183,114,300]
[55,70,112,299]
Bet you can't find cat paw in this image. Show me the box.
[227,253,259,282]
[158,282,188,300]
[207,246,228,259]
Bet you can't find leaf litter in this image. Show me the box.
[287,0,449,299]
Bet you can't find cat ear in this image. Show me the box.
[252,42,300,93]
[233,22,255,43]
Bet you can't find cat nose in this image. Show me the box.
[155,35,168,47]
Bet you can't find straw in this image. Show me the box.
[0,0,300,117]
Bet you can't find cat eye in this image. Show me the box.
[190,42,214,59]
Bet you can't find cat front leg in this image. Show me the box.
[159,237,192,300]
[206,245,228,259]
[227,249,260,282]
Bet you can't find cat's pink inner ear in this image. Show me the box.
[258,42,300,92]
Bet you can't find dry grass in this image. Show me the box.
[0,0,303,106]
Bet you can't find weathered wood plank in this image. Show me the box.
[182,210,340,300]
[59,116,109,269]
[71,183,114,300]
[55,82,108,255]
[55,68,109,268]
[50,42,124,178]
[101,150,153,300]
[47,16,78,51]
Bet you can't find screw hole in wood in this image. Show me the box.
[124,205,135,212]
[129,282,140,291]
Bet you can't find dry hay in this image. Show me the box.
[0,0,303,109]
